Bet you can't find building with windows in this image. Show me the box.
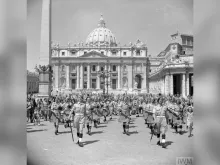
[148,32,194,97]
[51,15,149,94]
[27,70,39,94]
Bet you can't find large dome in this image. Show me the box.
[86,15,117,47]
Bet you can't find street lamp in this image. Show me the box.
[97,69,112,95]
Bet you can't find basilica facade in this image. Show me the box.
[51,15,149,94]
[50,15,193,96]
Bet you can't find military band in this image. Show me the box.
[27,93,193,148]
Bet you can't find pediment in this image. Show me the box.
[80,51,108,58]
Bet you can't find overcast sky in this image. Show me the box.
[27,0,193,72]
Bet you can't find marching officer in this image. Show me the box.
[85,98,93,135]
[68,96,87,147]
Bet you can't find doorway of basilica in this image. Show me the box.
[71,79,76,89]
[135,75,142,89]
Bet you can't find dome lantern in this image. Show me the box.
[98,14,106,28]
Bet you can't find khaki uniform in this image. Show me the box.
[118,102,130,124]
[154,105,168,135]
[72,102,86,132]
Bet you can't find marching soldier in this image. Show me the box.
[68,96,86,147]
[172,99,183,134]
[118,98,131,135]
[143,99,149,124]
[108,100,114,120]
[186,104,193,137]
[153,98,168,148]
[42,98,49,121]
[92,101,99,128]
[85,98,93,135]
[102,100,108,122]
[51,98,61,135]
[146,98,156,128]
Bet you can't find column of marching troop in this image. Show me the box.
[27,93,193,148]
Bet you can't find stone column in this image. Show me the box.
[117,64,121,89]
[164,74,169,95]
[182,73,186,97]
[108,64,111,90]
[186,72,189,96]
[97,64,100,89]
[141,63,147,92]
[127,64,133,90]
[87,64,90,89]
[80,64,84,89]
[66,64,70,89]
[54,65,59,90]
[76,64,80,89]
[170,74,174,95]
[105,65,107,89]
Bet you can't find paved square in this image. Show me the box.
[27,115,193,165]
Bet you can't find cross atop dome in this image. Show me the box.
[98,14,106,28]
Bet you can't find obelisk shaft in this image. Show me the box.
[38,0,52,97]
[39,0,51,66]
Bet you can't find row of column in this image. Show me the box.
[54,64,122,90]
[54,63,148,91]
[163,72,190,97]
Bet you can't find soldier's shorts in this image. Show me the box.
[74,114,85,128]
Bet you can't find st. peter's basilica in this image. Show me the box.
[50,15,193,96]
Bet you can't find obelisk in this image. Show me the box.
[36,0,52,98]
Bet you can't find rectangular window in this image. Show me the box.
[112,65,116,71]
[84,67,87,72]
[83,81,87,89]
[187,39,190,46]
[112,79,117,89]
[112,52,116,55]
[123,52,126,56]
[182,38,186,45]
[62,52,65,56]
[92,65,96,72]
[136,50,140,56]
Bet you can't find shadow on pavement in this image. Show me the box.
[180,130,188,135]
[97,125,107,128]
[27,129,48,133]
[83,140,100,146]
[129,131,138,135]
[90,131,104,135]
[165,141,174,148]
[59,130,71,134]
